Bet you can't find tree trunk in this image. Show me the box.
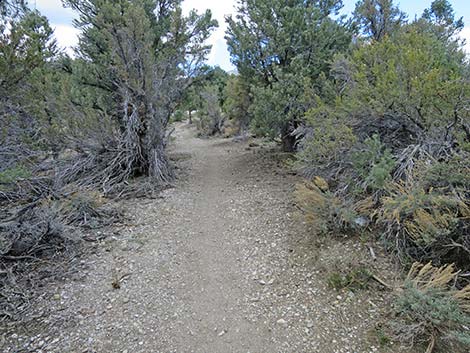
[122,96,173,183]
[188,110,192,124]
[133,124,173,183]
[141,103,173,183]
[281,124,296,152]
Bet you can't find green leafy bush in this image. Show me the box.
[352,134,395,190]
[296,102,356,172]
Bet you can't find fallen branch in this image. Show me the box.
[371,274,392,289]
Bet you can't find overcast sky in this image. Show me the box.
[34,0,470,71]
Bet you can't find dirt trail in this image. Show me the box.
[4,123,396,353]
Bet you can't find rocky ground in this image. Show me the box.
[1,123,408,353]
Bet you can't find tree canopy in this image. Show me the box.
[225,0,350,151]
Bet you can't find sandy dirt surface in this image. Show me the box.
[2,123,402,353]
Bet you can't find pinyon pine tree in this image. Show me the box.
[61,0,217,188]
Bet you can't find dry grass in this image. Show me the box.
[392,262,470,353]
[406,262,470,308]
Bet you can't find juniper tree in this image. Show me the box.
[0,7,58,171]
[62,0,216,187]
[223,74,252,133]
[225,0,350,151]
[417,0,465,48]
[352,0,406,41]
[179,65,228,126]
[0,0,26,21]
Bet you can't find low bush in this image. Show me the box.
[352,134,395,191]
[327,266,373,291]
[378,182,470,270]
[197,85,225,136]
[0,190,119,321]
[295,106,356,176]
[171,109,186,123]
[391,262,470,352]
[422,154,470,190]
[294,178,359,236]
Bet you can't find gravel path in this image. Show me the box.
[3,123,399,353]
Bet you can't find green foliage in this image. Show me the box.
[352,0,406,41]
[392,262,470,350]
[396,284,468,337]
[380,183,469,246]
[180,65,228,125]
[327,266,373,291]
[0,0,26,20]
[374,327,392,347]
[376,177,469,271]
[249,77,294,139]
[0,9,58,146]
[181,84,202,122]
[223,75,251,133]
[171,110,185,122]
[0,10,56,92]
[352,135,395,190]
[203,66,230,107]
[346,25,468,140]
[422,154,470,190]
[420,0,464,41]
[226,0,350,150]
[0,166,31,184]
[296,101,356,170]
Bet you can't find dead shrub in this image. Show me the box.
[0,190,119,321]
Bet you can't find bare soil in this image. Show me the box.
[2,123,405,353]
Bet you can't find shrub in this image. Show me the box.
[327,266,373,291]
[223,75,252,133]
[352,134,395,191]
[57,191,116,229]
[296,103,356,173]
[171,109,185,122]
[422,153,470,190]
[295,179,358,235]
[197,85,225,136]
[0,165,35,199]
[392,262,470,352]
[378,182,470,268]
